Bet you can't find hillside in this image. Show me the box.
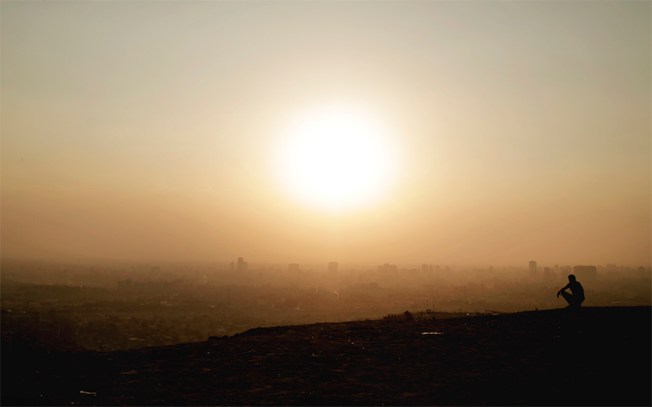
[2,306,650,406]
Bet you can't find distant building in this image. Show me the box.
[605,264,619,274]
[378,263,397,273]
[288,263,300,273]
[529,260,537,275]
[573,265,597,281]
[560,265,573,278]
[237,257,248,273]
[327,262,338,273]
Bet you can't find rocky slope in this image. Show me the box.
[3,307,650,405]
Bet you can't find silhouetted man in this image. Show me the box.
[557,274,585,309]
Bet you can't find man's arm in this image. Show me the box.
[557,283,570,297]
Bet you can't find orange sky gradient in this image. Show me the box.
[1,1,650,266]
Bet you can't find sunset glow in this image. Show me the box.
[1,1,649,265]
[2,3,650,403]
[274,106,399,211]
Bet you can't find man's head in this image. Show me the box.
[568,274,576,282]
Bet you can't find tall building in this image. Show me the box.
[529,260,537,275]
[237,257,248,272]
[560,265,573,278]
[573,265,597,281]
[327,262,338,273]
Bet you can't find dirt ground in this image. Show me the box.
[3,306,650,406]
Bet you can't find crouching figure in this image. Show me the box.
[557,274,585,309]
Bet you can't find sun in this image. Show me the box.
[274,105,399,211]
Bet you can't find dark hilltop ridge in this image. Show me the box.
[3,306,650,406]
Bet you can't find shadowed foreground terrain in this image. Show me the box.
[3,306,650,406]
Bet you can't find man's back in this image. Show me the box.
[569,280,585,301]
[557,274,585,308]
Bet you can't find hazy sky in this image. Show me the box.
[2,1,650,266]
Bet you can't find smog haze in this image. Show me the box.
[2,1,650,267]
